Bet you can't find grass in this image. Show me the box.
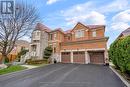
[0,65,27,75]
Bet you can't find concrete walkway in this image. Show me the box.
[21,65,39,69]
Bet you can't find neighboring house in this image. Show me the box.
[11,40,30,55]
[0,40,30,63]
[30,22,109,64]
[118,27,130,38]
[30,23,50,60]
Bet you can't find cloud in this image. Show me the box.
[100,0,129,13]
[111,10,130,31]
[112,9,130,22]
[65,11,106,25]
[111,22,129,31]
[60,0,130,26]
[46,0,60,5]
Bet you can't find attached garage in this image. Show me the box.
[61,52,71,63]
[73,51,85,64]
[89,51,105,64]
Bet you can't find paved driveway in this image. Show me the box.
[0,63,126,87]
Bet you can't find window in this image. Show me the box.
[92,31,96,37]
[54,47,56,53]
[75,30,84,38]
[37,31,40,36]
[50,34,53,40]
[54,33,57,40]
[68,36,71,40]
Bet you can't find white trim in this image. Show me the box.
[60,48,106,52]
[85,51,90,64]
[71,51,73,63]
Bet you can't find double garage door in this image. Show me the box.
[61,51,104,64]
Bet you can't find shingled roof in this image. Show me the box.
[34,22,105,34]
[122,27,130,36]
[35,23,51,32]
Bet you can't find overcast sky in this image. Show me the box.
[20,0,130,47]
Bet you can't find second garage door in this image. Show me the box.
[89,52,105,64]
[73,51,85,64]
[61,52,71,63]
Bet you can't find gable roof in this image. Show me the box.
[50,28,65,34]
[119,27,130,37]
[35,23,51,32]
[34,22,105,34]
[70,22,105,33]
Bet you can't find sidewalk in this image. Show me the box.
[21,65,39,69]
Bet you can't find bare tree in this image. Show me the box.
[0,2,39,63]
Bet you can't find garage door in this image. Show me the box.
[89,52,104,64]
[61,52,71,63]
[73,51,85,64]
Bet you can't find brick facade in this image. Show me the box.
[30,22,109,64]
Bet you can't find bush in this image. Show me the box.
[109,36,130,73]
[26,59,48,64]
[126,63,130,75]
[43,46,53,59]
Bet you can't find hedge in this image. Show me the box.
[109,36,130,74]
[26,59,48,64]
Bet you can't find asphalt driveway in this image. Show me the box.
[0,63,126,87]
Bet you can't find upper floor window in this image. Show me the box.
[50,34,53,40]
[75,30,84,38]
[54,33,57,40]
[92,31,96,37]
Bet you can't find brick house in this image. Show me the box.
[30,22,109,64]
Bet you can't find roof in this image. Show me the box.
[64,30,72,34]
[35,23,51,32]
[50,28,65,34]
[34,22,105,34]
[122,27,130,36]
[87,25,105,29]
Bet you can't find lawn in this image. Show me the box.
[0,65,27,75]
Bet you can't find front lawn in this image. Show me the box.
[0,65,27,75]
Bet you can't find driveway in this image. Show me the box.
[0,63,126,87]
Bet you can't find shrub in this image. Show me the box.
[43,46,53,59]
[109,36,130,73]
[26,59,48,64]
[126,63,130,75]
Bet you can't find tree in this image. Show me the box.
[17,47,29,62]
[109,36,130,73]
[0,2,38,63]
[43,46,53,59]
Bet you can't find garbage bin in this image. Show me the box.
[54,59,57,63]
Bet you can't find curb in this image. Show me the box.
[110,66,130,87]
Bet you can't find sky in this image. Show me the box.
[20,0,130,47]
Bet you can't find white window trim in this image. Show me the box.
[75,29,84,38]
[92,31,96,37]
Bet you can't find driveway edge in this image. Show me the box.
[109,66,130,87]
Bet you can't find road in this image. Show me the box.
[0,63,126,87]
